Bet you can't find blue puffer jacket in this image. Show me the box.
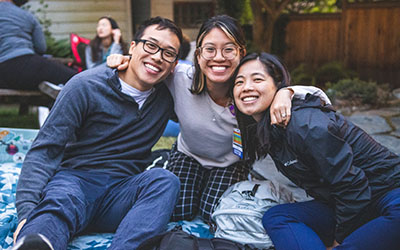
[269,95,400,243]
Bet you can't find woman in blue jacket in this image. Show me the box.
[232,52,400,250]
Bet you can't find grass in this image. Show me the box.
[0,105,39,129]
[0,105,175,150]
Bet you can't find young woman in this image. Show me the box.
[107,15,330,223]
[233,52,400,250]
[85,16,128,69]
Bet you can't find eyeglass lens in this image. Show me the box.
[142,40,177,63]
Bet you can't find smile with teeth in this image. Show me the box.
[242,96,258,102]
[145,63,160,72]
[211,66,227,72]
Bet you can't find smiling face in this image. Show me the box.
[197,27,241,86]
[96,18,113,38]
[121,25,180,91]
[233,59,278,122]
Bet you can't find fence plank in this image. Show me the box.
[283,3,400,88]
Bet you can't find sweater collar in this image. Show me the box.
[107,69,164,102]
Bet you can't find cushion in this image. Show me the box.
[0,127,211,250]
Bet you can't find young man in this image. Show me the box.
[13,16,182,250]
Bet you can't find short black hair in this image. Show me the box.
[134,16,183,54]
[13,0,28,7]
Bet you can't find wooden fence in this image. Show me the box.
[283,1,400,88]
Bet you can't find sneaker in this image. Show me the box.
[12,234,54,250]
[38,81,62,99]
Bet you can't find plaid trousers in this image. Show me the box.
[167,144,250,223]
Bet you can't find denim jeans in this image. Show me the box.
[262,188,400,250]
[19,168,180,249]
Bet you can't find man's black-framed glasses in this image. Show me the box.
[135,39,178,63]
[198,45,239,60]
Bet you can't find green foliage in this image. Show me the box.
[315,61,358,87]
[216,0,246,21]
[326,78,383,106]
[23,1,72,58]
[0,106,39,129]
[46,37,73,58]
[291,61,358,87]
[152,137,176,151]
[290,63,315,85]
[286,0,341,14]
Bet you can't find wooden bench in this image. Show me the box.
[0,88,53,115]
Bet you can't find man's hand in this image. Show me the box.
[270,88,294,127]
[106,54,130,71]
[13,219,27,244]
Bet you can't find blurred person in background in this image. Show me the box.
[85,16,128,69]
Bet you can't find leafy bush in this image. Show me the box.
[315,61,358,87]
[290,63,315,85]
[46,37,73,58]
[326,78,391,106]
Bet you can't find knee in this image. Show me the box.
[262,205,290,233]
[145,168,180,193]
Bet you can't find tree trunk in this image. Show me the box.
[251,0,274,52]
[250,0,291,52]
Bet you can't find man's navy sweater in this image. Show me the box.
[16,65,174,222]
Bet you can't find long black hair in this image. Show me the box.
[89,16,128,63]
[191,15,246,95]
[232,52,291,163]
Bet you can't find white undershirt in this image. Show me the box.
[119,78,154,109]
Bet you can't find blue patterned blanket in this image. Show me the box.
[0,128,212,250]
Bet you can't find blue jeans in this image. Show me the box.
[262,188,400,250]
[18,168,180,249]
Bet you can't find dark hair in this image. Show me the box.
[13,0,28,7]
[179,34,191,60]
[232,52,291,163]
[89,16,128,63]
[191,15,246,95]
[133,16,183,56]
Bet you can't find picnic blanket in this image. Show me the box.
[0,127,211,250]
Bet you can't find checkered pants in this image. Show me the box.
[167,144,250,223]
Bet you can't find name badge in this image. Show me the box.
[233,128,243,159]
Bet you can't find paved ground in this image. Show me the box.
[253,105,400,201]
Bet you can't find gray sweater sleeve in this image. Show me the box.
[30,14,46,54]
[16,76,88,222]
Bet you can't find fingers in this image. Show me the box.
[106,54,121,68]
[106,54,130,70]
[14,219,27,244]
[112,29,122,42]
[270,105,291,127]
[270,109,278,125]
[118,61,129,71]
[284,107,291,127]
[270,88,293,127]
